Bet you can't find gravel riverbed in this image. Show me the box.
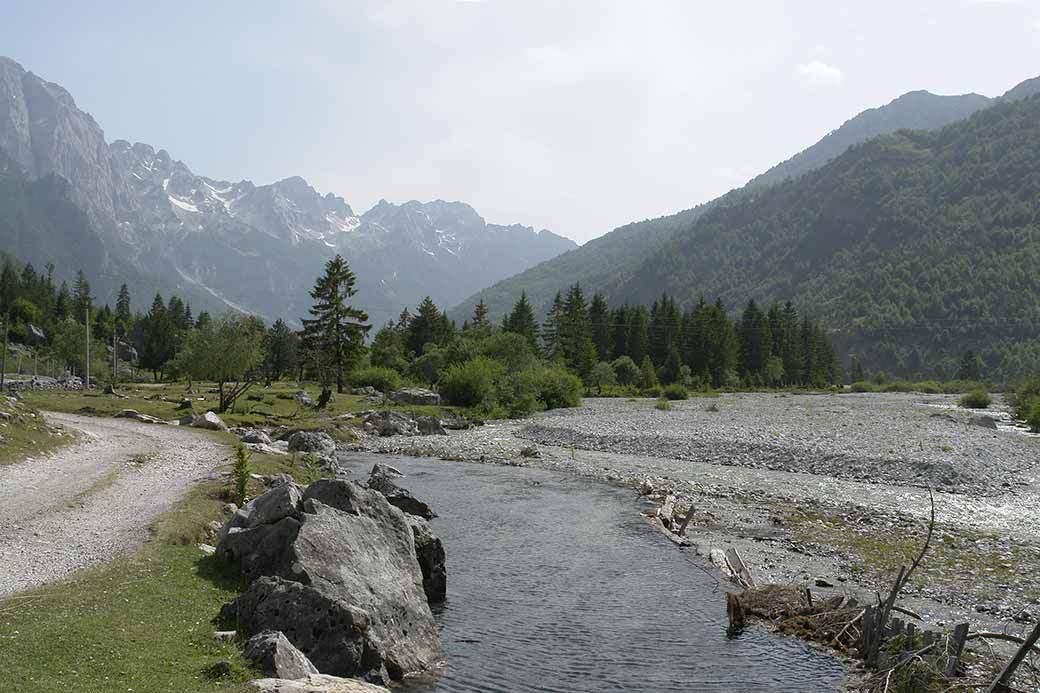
[352,393,1040,644]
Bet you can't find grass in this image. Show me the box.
[654,399,673,411]
[781,505,1039,601]
[0,434,330,692]
[0,398,77,466]
[23,380,462,432]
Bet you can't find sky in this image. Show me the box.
[2,0,1038,244]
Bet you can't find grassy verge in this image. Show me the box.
[0,397,76,466]
[0,439,326,692]
[24,380,462,431]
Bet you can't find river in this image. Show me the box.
[340,454,847,692]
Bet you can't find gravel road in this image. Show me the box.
[0,412,227,596]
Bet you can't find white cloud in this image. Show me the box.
[1035,17,1040,29]
[795,60,843,87]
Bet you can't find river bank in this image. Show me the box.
[350,393,1040,651]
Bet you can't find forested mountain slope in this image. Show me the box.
[618,95,1040,379]
[453,75,1040,336]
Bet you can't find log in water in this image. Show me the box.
[341,455,846,692]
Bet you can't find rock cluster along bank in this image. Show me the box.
[216,468,446,688]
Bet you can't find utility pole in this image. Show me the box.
[0,320,6,391]
[85,306,90,390]
[112,331,117,388]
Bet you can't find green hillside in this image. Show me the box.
[619,95,1040,380]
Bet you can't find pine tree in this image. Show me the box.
[559,284,596,378]
[140,293,173,380]
[471,297,489,329]
[115,284,132,337]
[588,293,611,361]
[72,270,92,324]
[503,291,539,351]
[55,282,70,321]
[264,318,299,382]
[406,297,442,356]
[850,355,866,383]
[0,260,17,317]
[626,307,650,365]
[541,291,564,360]
[300,255,370,393]
[738,299,772,380]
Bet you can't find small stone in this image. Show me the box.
[214,630,237,643]
[814,577,834,588]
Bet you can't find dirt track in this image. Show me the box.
[0,412,227,596]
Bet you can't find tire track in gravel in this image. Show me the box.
[0,412,228,597]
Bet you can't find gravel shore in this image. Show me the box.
[352,393,1040,640]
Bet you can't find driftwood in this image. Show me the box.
[865,490,935,669]
[983,621,1040,693]
[676,505,695,536]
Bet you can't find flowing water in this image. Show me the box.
[341,454,847,693]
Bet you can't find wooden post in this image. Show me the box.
[0,320,7,391]
[987,621,1040,692]
[946,622,969,677]
[111,331,117,388]
[677,506,695,536]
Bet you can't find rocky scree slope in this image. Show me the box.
[0,56,575,326]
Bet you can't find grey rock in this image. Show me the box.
[244,630,319,680]
[387,388,440,406]
[247,674,391,692]
[350,386,380,396]
[362,410,419,437]
[295,390,314,408]
[191,410,228,432]
[213,630,237,643]
[367,464,436,520]
[406,514,446,603]
[415,415,447,436]
[242,430,273,445]
[971,415,999,430]
[287,430,336,458]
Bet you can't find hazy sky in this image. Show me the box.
[2,1,1038,243]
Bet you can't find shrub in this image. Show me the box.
[914,380,943,394]
[350,365,401,393]
[850,381,876,393]
[588,361,617,394]
[533,367,583,410]
[612,356,639,386]
[232,444,251,504]
[661,383,689,400]
[654,399,672,411]
[641,385,661,399]
[1009,376,1040,421]
[440,357,502,409]
[496,369,541,418]
[958,389,992,409]
[1027,401,1040,433]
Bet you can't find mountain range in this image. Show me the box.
[0,56,575,328]
[454,75,1040,379]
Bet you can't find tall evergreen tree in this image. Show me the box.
[503,291,539,351]
[541,291,565,361]
[264,318,299,382]
[471,297,490,330]
[140,293,173,380]
[115,284,132,336]
[738,299,772,380]
[588,293,611,361]
[72,270,92,324]
[626,306,650,366]
[560,284,596,379]
[407,297,443,356]
[300,255,370,393]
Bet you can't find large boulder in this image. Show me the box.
[387,388,440,406]
[415,415,447,436]
[248,674,390,693]
[244,630,320,679]
[287,430,337,458]
[295,390,314,408]
[218,479,441,683]
[367,464,435,520]
[191,410,228,431]
[242,429,273,446]
[406,515,446,603]
[361,410,419,437]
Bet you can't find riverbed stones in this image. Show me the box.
[191,410,228,432]
[387,388,440,406]
[217,479,441,683]
[244,630,320,679]
[362,410,420,437]
[247,674,391,693]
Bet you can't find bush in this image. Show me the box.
[588,361,617,394]
[1027,401,1040,433]
[612,356,639,386]
[350,365,401,393]
[641,385,661,398]
[533,367,583,410]
[654,399,672,411]
[1009,376,1040,421]
[440,357,502,409]
[850,381,876,393]
[958,389,992,409]
[661,383,689,400]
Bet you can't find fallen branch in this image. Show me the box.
[891,605,924,621]
[969,630,1040,655]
